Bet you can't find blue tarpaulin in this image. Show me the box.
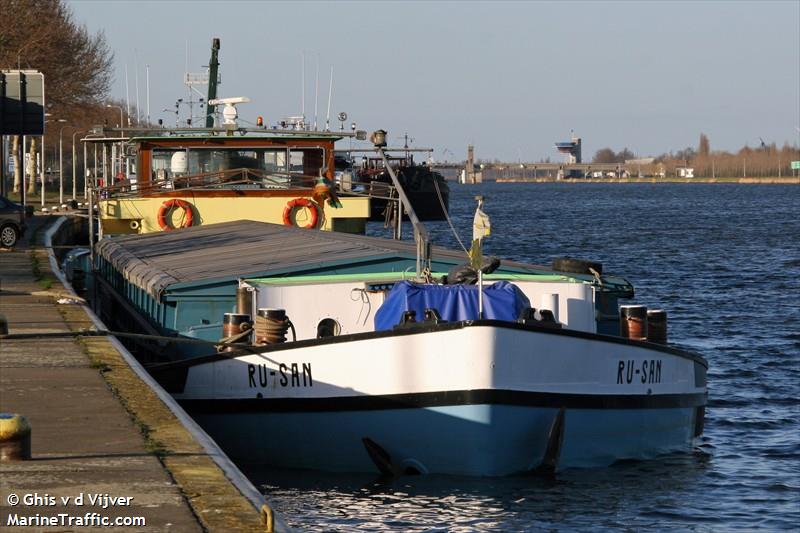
[374,281,531,331]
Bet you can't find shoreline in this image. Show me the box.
[492,176,800,184]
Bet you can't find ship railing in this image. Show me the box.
[99,168,318,199]
[98,166,404,206]
[333,177,398,202]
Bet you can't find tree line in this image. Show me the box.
[593,134,799,177]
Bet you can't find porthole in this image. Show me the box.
[317,318,341,338]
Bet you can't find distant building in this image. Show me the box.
[460,144,482,184]
[554,132,582,164]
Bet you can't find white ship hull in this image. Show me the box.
[155,321,707,476]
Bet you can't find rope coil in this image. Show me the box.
[254,314,296,345]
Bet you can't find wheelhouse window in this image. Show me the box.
[149,146,325,182]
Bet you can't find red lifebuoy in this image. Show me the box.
[282,198,319,229]
[157,199,194,231]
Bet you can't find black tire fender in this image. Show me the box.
[552,257,603,275]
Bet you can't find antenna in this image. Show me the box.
[146,64,150,125]
[314,54,319,130]
[125,64,131,120]
[184,41,216,127]
[134,50,140,124]
[301,51,305,123]
[325,65,333,131]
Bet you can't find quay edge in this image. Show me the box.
[0,214,288,532]
[493,176,800,184]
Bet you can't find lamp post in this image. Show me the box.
[106,105,126,181]
[71,129,86,200]
[58,123,71,205]
[106,104,124,137]
[43,118,66,206]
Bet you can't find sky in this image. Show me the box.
[68,0,799,162]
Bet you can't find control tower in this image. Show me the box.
[554,131,582,164]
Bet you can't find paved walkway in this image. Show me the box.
[0,215,268,532]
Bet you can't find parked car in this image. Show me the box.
[0,196,30,248]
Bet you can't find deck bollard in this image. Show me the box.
[620,305,648,341]
[0,414,32,460]
[260,504,274,532]
[647,309,668,344]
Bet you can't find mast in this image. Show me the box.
[125,65,130,120]
[146,64,150,124]
[205,38,221,128]
[134,51,140,124]
[325,66,333,131]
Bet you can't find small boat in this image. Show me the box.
[92,139,707,476]
[335,147,450,221]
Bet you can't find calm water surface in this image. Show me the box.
[246,183,799,531]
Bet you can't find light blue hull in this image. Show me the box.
[188,404,698,476]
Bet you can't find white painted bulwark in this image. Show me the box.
[170,321,706,476]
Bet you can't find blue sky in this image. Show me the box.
[68,0,799,162]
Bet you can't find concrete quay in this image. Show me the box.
[0,215,274,532]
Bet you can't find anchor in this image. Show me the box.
[361,437,426,477]
[532,407,566,476]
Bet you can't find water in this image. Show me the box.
[246,183,800,531]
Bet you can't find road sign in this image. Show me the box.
[791,161,800,170]
[0,70,45,135]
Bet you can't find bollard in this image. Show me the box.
[0,414,31,460]
[220,313,252,351]
[0,313,7,336]
[647,309,668,344]
[540,294,560,323]
[260,503,274,533]
[255,308,288,345]
[620,305,648,341]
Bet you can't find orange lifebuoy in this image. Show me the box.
[157,199,194,231]
[282,198,319,229]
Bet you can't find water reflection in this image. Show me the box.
[247,452,717,531]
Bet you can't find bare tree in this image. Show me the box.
[26,138,37,194]
[11,136,21,192]
[1,0,114,196]
[0,0,113,114]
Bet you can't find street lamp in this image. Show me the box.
[58,122,72,204]
[106,104,124,137]
[43,118,66,206]
[71,129,86,200]
[106,104,127,183]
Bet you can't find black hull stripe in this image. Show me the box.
[178,389,708,414]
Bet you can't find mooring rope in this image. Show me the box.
[433,179,469,256]
[254,314,296,344]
